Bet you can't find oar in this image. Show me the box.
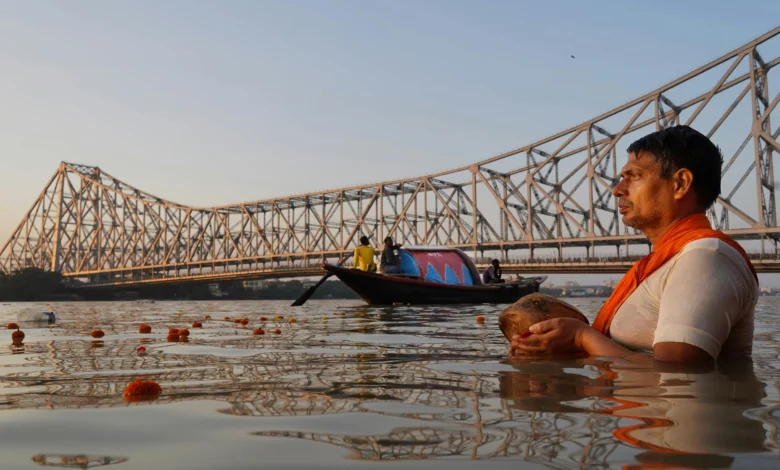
[290,253,352,306]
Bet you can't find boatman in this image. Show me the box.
[353,236,377,272]
[380,237,402,274]
[510,125,758,364]
[482,259,504,284]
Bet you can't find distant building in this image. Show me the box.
[208,284,222,297]
[243,279,266,290]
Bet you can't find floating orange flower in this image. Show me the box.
[166,333,179,342]
[192,322,202,328]
[91,330,105,338]
[476,316,486,323]
[273,329,281,335]
[123,379,161,401]
[136,346,147,355]
[204,315,211,320]
[233,319,241,324]
[139,324,152,334]
[253,328,265,335]
[178,328,190,337]
[11,329,24,342]
[259,316,267,321]
[91,341,104,348]
[168,328,179,335]
[240,319,249,326]
[224,317,231,321]
[7,323,18,329]
[288,318,297,324]
[275,315,284,320]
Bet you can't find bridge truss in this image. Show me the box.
[1,28,780,286]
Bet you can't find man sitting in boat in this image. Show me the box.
[510,125,758,364]
[379,237,402,274]
[482,259,504,284]
[352,236,377,272]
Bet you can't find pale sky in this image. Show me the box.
[1,1,778,284]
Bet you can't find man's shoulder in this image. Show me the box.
[676,238,757,286]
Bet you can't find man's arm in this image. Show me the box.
[653,342,713,363]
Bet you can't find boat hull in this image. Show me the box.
[324,264,542,306]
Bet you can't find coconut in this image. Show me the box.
[498,293,589,342]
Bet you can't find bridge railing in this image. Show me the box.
[477,249,780,266]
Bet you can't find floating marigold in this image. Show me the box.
[321,316,328,321]
[224,317,231,321]
[166,333,179,342]
[11,329,24,342]
[91,330,105,338]
[253,328,265,335]
[233,319,241,324]
[204,315,211,320]
[139,324,152,334]
[259,317,267,322]
[192,322,202,328]
[123,378,162,401]
[476,316,486,323]
[7,323,18,330]
[168,328,179,335]
[288,318,297,324]
[177,328,190,337]
[273,329,281,335]
[136,346,147,355]
[240,319,249,326]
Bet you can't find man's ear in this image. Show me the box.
[673,168,694,200]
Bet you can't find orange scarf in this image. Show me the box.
[592,213,757,337]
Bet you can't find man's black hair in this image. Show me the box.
[360,235,369,245]
[627,125,723,210]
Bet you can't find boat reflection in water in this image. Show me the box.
[0,300,777,469]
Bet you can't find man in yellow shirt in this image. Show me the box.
[353,236,377,272]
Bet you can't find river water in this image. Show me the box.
[0,298,778,469]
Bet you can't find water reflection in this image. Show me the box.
[32,454,128,468]
[0,300,778,468]
[499,357,773,468]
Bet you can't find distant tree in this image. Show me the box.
[0,268,66,301]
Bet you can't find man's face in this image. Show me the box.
[612,152,676,230]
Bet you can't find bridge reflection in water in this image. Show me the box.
[1,300,779,468]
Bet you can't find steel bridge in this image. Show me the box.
[2,28,780,287]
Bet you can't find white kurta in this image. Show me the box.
[609,238,758,358]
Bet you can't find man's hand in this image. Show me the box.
[509,318,590,356]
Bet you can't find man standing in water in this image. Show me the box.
[511,125,758,363]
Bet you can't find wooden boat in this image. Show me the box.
[323,247,546,306]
